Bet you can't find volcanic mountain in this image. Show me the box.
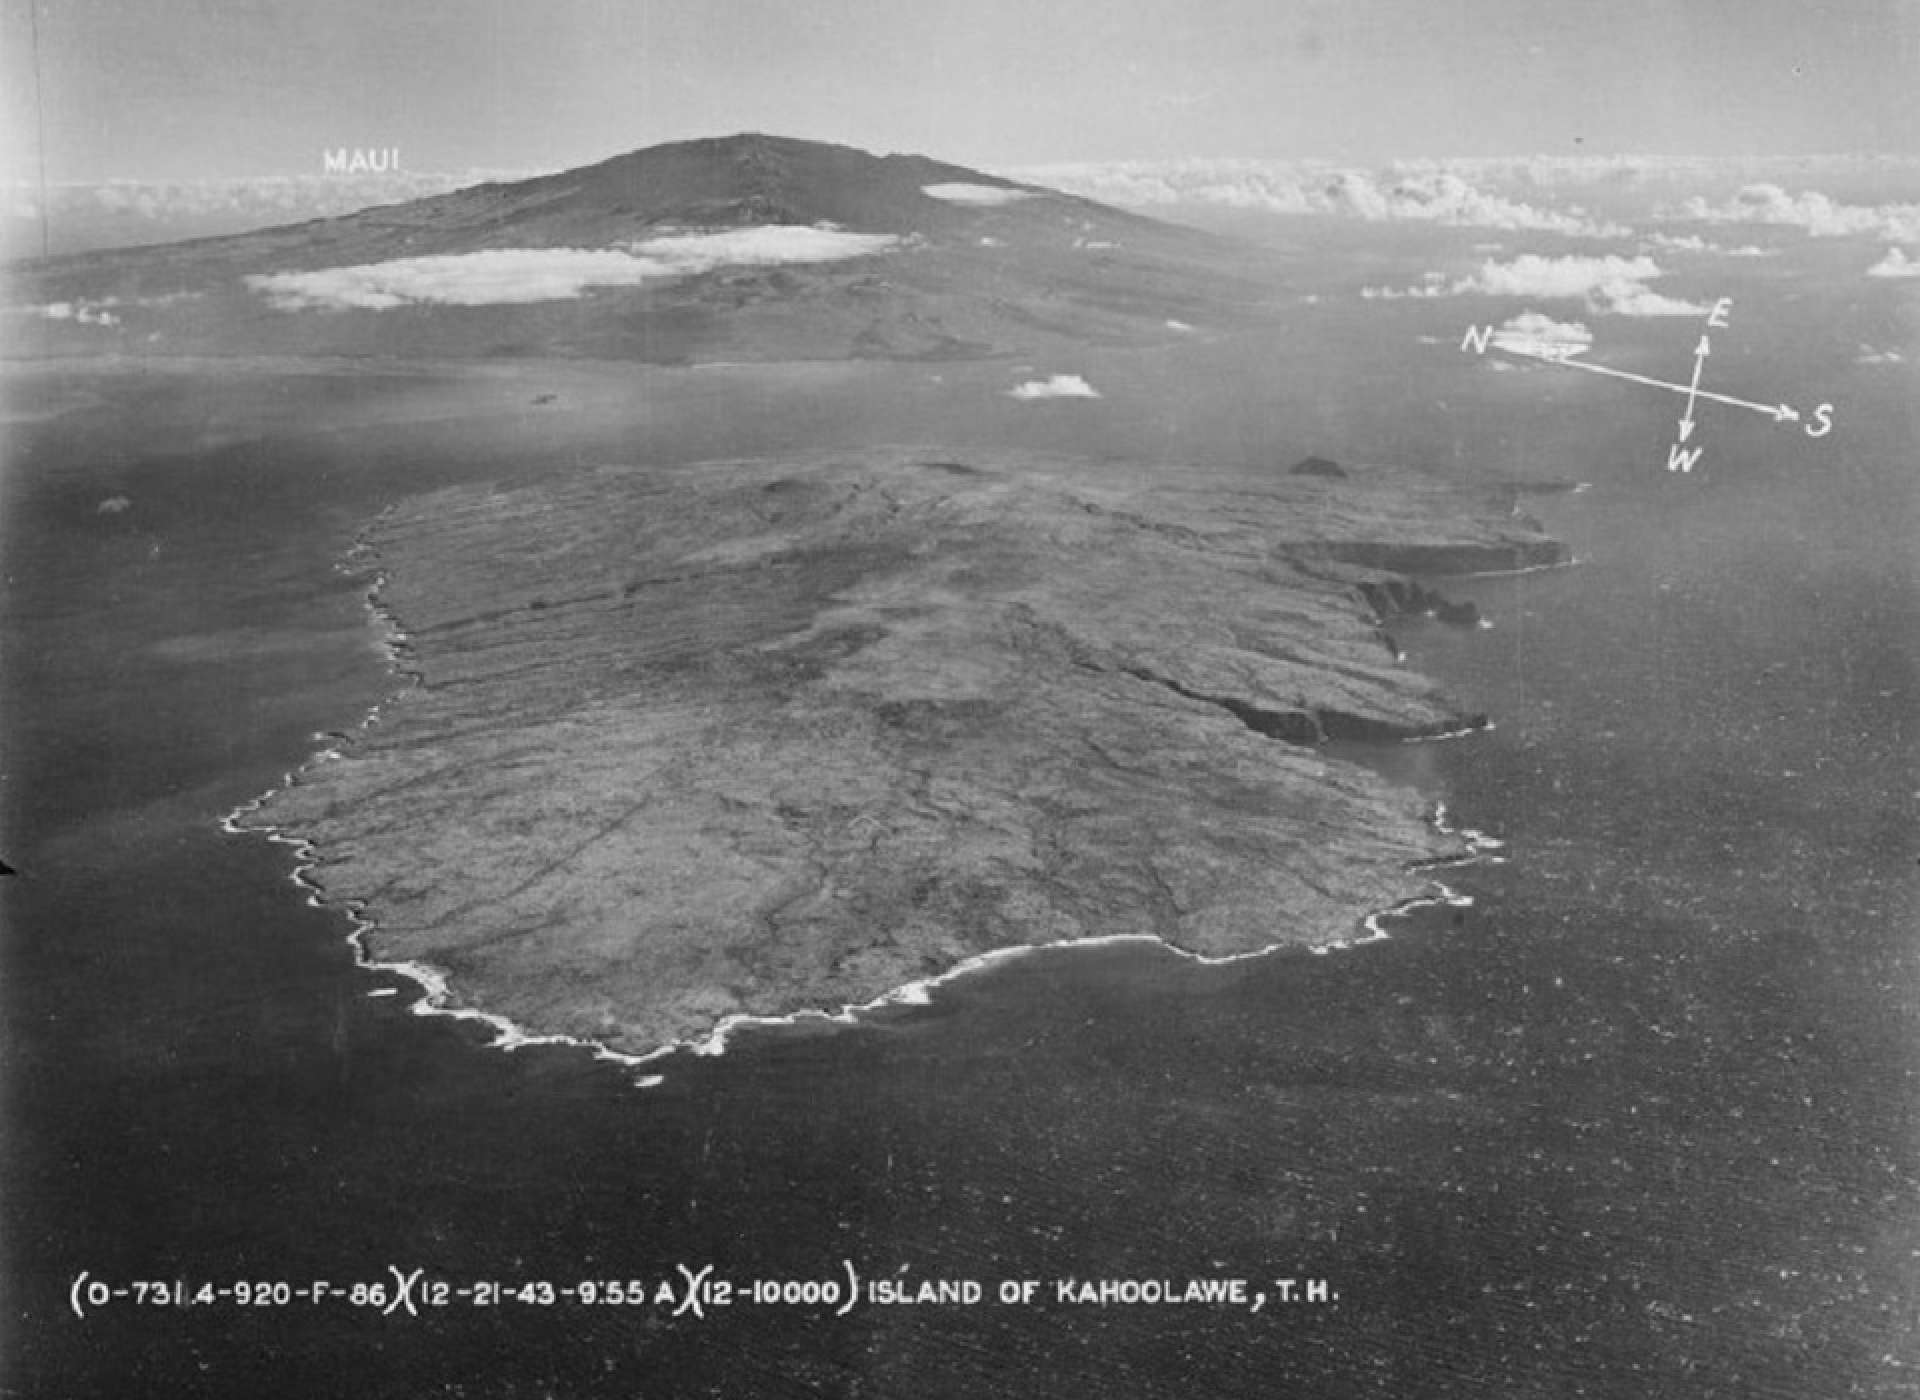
[12,134,1284,362]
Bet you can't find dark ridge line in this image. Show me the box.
[1122,665,1325,745]
[1121,664,1485,747]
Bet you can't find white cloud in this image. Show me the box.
[1459,254,1708,317]
[96,495,133,514]
[1491,312,1592,360]
[1855,344,1906,365]
[922,182,1038,206]
[634,225,900,271]
[1677,184,1920,242]
[1463,253,1657,298]
[1008,374,1100,400]
[1643,232,1773,257]
[1601,285,1715,317]
[1014,159,1321,215]
[248,250,643,309]
[11,291,194,323]
[36,299,121,326]
[1362,253,1708,317]
[1360,281,1448,300]
[1320,170,1625,236]
[1866,247,1920,279]
[246,227,900,310]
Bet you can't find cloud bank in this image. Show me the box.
[1008,374,1100,400]
[249,249,660,310]
[1676,184,1920,243]
[1365,255,1707,317]
[1642,233,1771,257]
[246,227,900,310]
[1319,170,1624,236]
[4,171,541,255]
[1462,254,1707,316]
[1012,159,1624,236]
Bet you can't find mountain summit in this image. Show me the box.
[427,132,1069,241]
[16,134,1279,362]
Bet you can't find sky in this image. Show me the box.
[4,0,1918,184]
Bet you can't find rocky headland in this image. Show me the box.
[243,448,1562,1055]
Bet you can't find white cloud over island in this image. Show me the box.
[246,227,900,310]
[922,183,1038,206]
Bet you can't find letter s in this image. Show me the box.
[1804,403,1834,438]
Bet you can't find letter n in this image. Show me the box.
[1460,324,1494,354]
[1666,443,1703,474]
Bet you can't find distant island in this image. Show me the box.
[11,133,1280,364]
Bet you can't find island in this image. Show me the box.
[239,447,1562,1056]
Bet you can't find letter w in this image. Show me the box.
[1667,443,1703,474]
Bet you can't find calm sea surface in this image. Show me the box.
[3,295,1914,1398]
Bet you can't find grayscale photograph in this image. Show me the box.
[2,2,1915,1395]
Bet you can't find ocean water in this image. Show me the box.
[2,269,1914,1399]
